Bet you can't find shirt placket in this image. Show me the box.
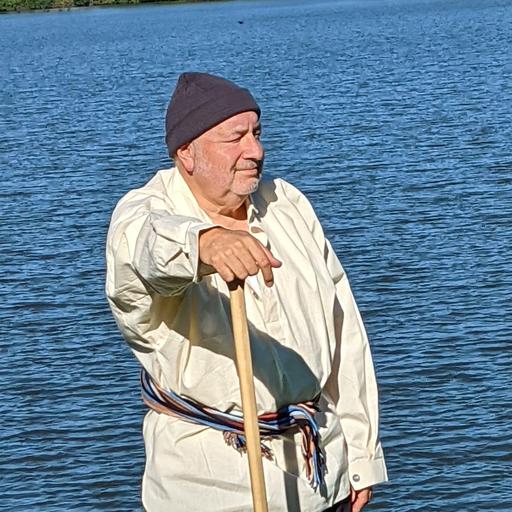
[245,201,283,335]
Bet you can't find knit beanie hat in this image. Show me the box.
[165,72,261,157]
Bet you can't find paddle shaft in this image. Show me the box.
[229,282,268,512]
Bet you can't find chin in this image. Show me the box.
[234,176,261,196]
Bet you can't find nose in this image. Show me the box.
[243,133,264,162]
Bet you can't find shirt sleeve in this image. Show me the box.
[324,238,388,490]
[276,180,388,490]
[106,188,216,298]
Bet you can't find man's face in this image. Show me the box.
[189,111,264,204]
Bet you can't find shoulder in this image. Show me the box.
[117,168,173,204]
[111,168,175,218]
[257,177,318,216]
[255,178,324,237]
[256,177,313,207]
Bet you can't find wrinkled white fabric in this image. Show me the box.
[106,168,387,512]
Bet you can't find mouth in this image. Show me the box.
[237,163,262,176]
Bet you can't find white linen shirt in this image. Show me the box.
[105,168,387,512]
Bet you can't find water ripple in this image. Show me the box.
[1,0,511,510]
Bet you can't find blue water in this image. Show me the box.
[1,0,511,510]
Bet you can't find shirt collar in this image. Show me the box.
[168,167,262,226]
[166,167,212,223]
[245,194,260,224]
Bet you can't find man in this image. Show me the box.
[106,72,387,512]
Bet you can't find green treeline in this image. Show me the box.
[1,0,198,12]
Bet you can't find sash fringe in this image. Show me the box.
[140,368,326,489]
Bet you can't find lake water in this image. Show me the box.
[1,0,511,510]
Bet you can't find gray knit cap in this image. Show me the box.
[165,72,261,157]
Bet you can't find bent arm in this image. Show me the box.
[106,190,216,298]
[133,209,215,295]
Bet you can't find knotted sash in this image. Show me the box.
[140,368,326,489]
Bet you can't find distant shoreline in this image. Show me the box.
[0,0,226,14]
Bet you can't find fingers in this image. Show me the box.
[350,487,372,512]
[214,260,235,284]
[261,243,283,269]
[223,251,257,282]
[199,227,282,286]
[246,240,276,286]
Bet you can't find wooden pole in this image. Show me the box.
[229,281,268,512]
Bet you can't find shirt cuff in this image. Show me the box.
[186,222,218,282]
[348,457,388,490]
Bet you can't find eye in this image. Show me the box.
[228,136,243,143]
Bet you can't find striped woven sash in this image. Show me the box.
[140,368,326,489]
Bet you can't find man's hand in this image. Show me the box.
[350,486,373,512]
[199,227,282,287]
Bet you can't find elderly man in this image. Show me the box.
[106,72,387,512]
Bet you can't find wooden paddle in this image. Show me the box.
[229,281,269,512]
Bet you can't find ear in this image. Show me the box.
[176,142,195,175]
